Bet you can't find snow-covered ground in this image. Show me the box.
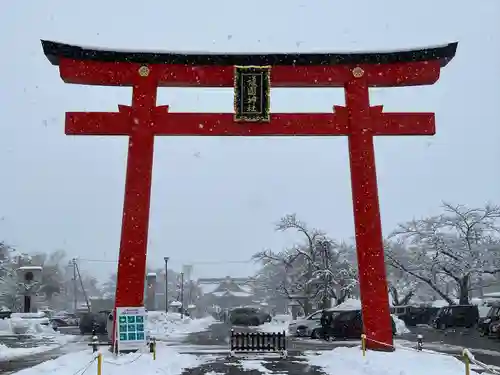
[306,346,479,375]
[8,343,210,375]
[147,311,215,340]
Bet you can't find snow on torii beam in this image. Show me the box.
[41,40,457,350]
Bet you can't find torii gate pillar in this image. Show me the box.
[41,40,457,350]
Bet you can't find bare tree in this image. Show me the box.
[386,203,500,305]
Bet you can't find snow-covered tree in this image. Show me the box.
[101,273,117,298]
[386,203,500,305]
[0,245,30,311]
[0,261,22,310]
[253,214,358,314]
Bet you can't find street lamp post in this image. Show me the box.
[180,272,185,319]
[164,257,169,312]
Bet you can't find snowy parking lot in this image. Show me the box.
[0,309,499,375]
[5,316,497,375]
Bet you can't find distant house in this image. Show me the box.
[198,276,255,309]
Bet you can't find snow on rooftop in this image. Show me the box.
[432,300,450,308]
[483,292,500,298]
[212,291,252,298]
[147,272,157,277]
[18,266,42,271]
[239,285,253,294]
[198,283,219,295]
[332,298,362,311]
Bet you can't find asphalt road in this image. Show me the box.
[176,322,328,375]
[398,325,500,369]
[0,328,107,375]
[0,339,88,375]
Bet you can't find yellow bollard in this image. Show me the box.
[361,334,366,357]
[462,349,470,375]
[150,337,157,360]
[97,353,103,375]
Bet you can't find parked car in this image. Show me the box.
[432,305,479,330]
[289,309,336,337]
[398,306,441,327]
[310,309,397,340]
[229,307,271,326]
[478,303,500,337]
[391,306,439,327]
[51,312,79,329]
[50,318,69,331]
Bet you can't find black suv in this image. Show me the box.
[313,309,396,340]
[229,307,271,326]
[478,304,500,336]
[432,305,479,330]
[398,306,441,326]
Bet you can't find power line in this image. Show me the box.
[77,258,253,265]
[187,260,253,265]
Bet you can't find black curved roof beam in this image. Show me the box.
[41,40,457,67]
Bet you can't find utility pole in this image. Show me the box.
[74,261,91,313]
[164,257,169,312]
[180,272,184,319]
[72,258,77,313]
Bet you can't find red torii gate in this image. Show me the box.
[41,40,457,350]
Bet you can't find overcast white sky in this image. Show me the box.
[1,0,499,282]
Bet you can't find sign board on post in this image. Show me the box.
[116,307,146,352]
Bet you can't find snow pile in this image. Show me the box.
[257,314,292,333]
[147,311,215,340]
[7,313,50,335]
[9,343,207,375]
[391,315,410,335]
[307,346,478,375]
[0,313,74,340]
